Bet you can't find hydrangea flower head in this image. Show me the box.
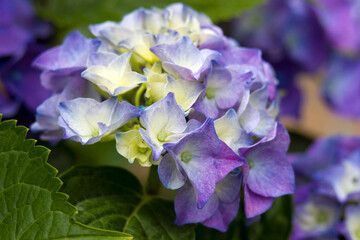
[32,3,293,231]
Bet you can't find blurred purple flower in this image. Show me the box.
[322,54,360,118]
[290,185,340,240]
[291,136,360,239]
[231,0,360,119]
[0,0,52,119]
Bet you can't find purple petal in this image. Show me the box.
[252,109,276,137]
[31,75,101,142]
[313,0,359,52]
[214,141,244,183]
[239,122,289,155]
[239,104,260,133]
[215,71,252,110]
[244,185,274,218]
[246,148,295,197]
[140,92,187,161]
[175,182,219,225]
[0,25,29,59]
[215,173,242,203]
[40,68,84,92]
[33,31,100,70]
[193,95,219,118]
[161,62,196,80]
[322,55,360,118]
[151,36,219,80]
[164,118,243,208]
[158,153,187,190]
[201,194,240,232]
[32,46,61,70]
[58,97,138,145]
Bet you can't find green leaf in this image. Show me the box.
[0,116,133,240]
[34,0,266,43]
[60,166,196,240]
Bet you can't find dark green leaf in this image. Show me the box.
[0,116,133,240]
[60,166,196,240]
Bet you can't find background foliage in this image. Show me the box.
[34,0,265,43]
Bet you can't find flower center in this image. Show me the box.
[157,131,167,142]
[353,177,359,184]
[316,211,328,223]
[92,129,100,137]
[205,88,215,99]
[248,159,254,169]
[355,228,360,239]
[181,152,192,163]
[138,147,148,154]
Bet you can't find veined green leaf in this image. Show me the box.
[0,116,133,240]
[60,166,196,240]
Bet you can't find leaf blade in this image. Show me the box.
[0,118,133,240]
[60,166,196,240]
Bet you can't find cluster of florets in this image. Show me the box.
[233,0,360,118]
[291,137,360,239]
[0,0,51,118]
[31,3,295,231]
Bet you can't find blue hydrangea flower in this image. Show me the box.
[31,3,294,232]
[158,118,243,208]
[31,75,100,142]
[193,63,253,118]
[33,31,100,92]
[82,52,146,96]
[150,36,220,80]
[58,97,139,144]
[139,92,188,161]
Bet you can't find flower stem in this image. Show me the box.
[135,83,146,107]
